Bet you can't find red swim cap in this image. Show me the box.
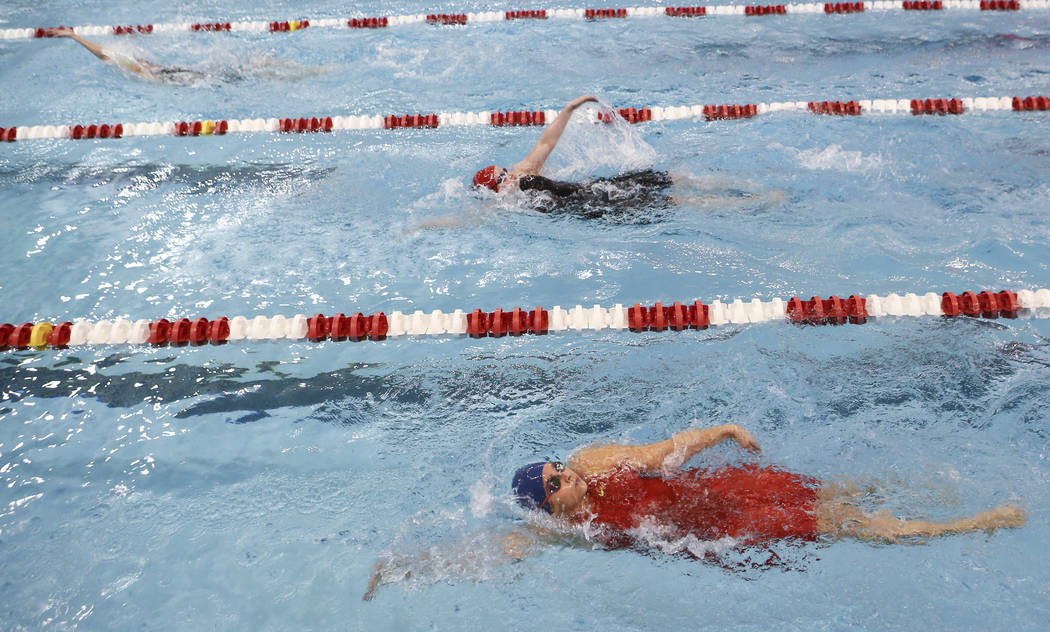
[473,165,504,192]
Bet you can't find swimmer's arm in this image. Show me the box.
[503,527,594,559]
[569,425,761,476]
[501,530,536,560]
[47,27,151,77]
[364,529,547,600]
[512,95,598,175]
[363,553,434,601]
[363,560,386,601]
[398,213,483,237]
[47,27,110,62]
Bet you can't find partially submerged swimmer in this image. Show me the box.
[45,27,325,84]
[364,424,1025,599]
[509,424,1024,548]
[46,27,207,83]
[472,95,676,218]
[467,95,782,223]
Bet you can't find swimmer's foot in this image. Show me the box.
[972,504,1027,532]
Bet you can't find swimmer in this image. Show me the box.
[44,27,206,83]
[44,27,328,84]
[472,95,679,218]
[364,424,1025,599]
[396,94,783,232]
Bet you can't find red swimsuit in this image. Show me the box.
[579,465,821,548]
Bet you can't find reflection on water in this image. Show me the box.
[0,162,335,192]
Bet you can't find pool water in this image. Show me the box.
[1,1,1049,629]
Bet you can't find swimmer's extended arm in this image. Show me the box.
[46,27,110,62]
[364,527,562,601]
[569,425,761,477]
[46,27,151,78]
[512,95,599,176]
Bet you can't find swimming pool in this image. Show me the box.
[2,0,1049,628]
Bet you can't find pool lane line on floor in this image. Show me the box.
[3,1,1049,41]
[2,95,1048,142]
[4,289,1049,350]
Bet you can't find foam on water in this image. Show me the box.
[784,143,890,175]
[544,102,659,179]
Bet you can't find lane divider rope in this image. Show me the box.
[4,2,1049,40]
[3,288,1049,351]
[2,95,1048,142]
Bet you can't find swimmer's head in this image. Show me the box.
[512,461,588,515]
[473,166,508,192]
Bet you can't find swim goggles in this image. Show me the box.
[539,461,565,510]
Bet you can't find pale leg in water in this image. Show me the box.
[667,171,787,210]
[245,55,337,78]
[815,483,1026,543]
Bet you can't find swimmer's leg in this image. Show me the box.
[248,55,335,77]
[669,189,786,210]
[398,213,483,238]
[668,170,761,193]
[817,498,1026,543]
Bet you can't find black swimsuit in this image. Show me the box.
[153,67,247,85]
[518,169,674,221]
[152,67,209,84]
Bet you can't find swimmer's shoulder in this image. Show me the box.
[569,442,637,478]
[518,174,579,198]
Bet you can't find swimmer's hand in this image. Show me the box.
[728,424,761,453]
[569,95,599,108]
[363,561,385,601]
[45,27,75,37]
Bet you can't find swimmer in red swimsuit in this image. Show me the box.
[507,424,1025,551]
[364,424,1025,599]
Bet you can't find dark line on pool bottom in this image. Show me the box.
[0,353,608,428]
[0,357,428,423]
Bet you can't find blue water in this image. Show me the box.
[2,1,1049,629]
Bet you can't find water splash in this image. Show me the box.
[775,143,888,175]
[543,102,659,179]
[469,477,499,518]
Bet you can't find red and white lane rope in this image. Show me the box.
[3,288,1049,351]
[3,2,1049,40]
[2,95,1049,142]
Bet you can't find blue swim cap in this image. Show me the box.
[512,462,550,513]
